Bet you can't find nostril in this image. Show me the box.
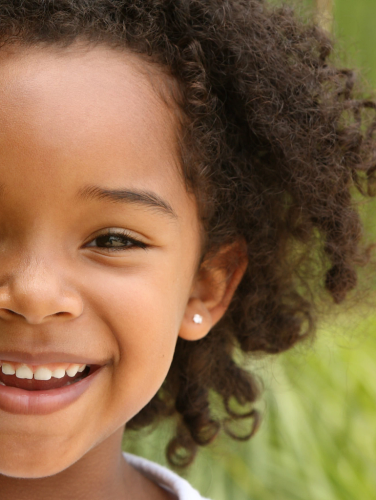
[2,309,30,323]
[0,309,24,320]
[0,302,82,323]
[3,309,21,317]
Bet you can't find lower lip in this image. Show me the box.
[0,367,104,415]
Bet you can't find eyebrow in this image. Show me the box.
[76,184,178,220]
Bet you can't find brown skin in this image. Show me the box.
[0,44,246,499]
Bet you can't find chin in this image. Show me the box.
[0,459,66,479]
[0,438,80,479]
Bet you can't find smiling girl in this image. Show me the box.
[0,1,374,499]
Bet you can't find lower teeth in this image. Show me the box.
[65,376,85,386]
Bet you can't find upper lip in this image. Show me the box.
[0,351,106,366]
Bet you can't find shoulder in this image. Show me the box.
[123,452,211,500]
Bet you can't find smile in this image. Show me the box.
[0,360,104,415]
[1,360,86,380]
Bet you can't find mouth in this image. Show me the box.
[0,361,105,415]
[0,363,100,392]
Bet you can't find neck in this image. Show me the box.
[0,427,171,500]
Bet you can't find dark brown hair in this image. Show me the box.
[1,0,375,467]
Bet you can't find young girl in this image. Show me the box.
[0,1,373,499]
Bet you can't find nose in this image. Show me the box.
[0,258,83,324]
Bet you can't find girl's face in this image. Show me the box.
[0,44,204,477]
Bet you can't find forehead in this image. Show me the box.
[0,43,186,209]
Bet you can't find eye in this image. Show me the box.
[85,230,148,252]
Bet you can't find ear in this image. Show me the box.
[179,240,248,341]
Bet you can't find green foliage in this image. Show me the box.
[334,0,376,87]
[124,312,376,499]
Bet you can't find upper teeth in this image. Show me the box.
[0,362,87,380]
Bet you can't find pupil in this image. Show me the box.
[99,235,126,247]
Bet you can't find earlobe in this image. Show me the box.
[179,241,248,341]
[178,297,213,341]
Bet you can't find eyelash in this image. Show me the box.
[86,230,148,252]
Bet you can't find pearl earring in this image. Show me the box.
[193,314,203,324]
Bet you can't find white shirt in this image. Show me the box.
[123,452,211,500]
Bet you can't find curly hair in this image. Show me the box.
[1,0,375,467]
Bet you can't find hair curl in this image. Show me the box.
[1,0,375,467]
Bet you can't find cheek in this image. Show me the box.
[82,256,191,420]
[88,248,195,348]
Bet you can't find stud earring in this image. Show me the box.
[193,314,203,324]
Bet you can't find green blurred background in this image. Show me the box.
[123,1,376,498]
